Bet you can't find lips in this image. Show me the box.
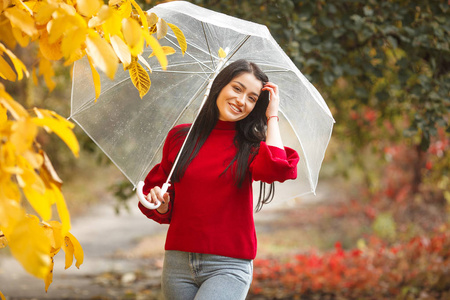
[228,102,242,113]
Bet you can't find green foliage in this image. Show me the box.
[191,0,449,157]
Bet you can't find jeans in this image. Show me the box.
[161,250,253,300]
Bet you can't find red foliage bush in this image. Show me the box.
[250,232,450,299]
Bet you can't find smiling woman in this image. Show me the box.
[138,59,299,300]
[216,72,262,122]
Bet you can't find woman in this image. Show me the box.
[138,59,299,299]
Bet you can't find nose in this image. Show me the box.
[236,95,245,106]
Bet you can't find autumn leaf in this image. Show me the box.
[5,215,51,280]
[66,232,84,268]
[39,30,63,61]
[168,23,187,56]
[62,236,74,269]
[149,46,176,58]
[32,112,80,158]
[0,43,29,80]
[156,17,168,40]
[122,17,144,56]
[110,35,132,68]
[0,230,7,249]
[143,31,167,70]
[87,55,101,100]
[4,6,38,37]
[85,30,118,80]
[0,54,17,81]
[128,60,151,98]
[130,0,149,30]
[38,57,56,91]
[77,0,102,18]
[0,290,5,300]
[218,47,227,59]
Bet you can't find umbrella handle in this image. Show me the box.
[136,181,165,210]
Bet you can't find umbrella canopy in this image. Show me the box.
[70,1,335,203]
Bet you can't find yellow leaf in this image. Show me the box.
[38,57,56,91]
[88,5,112,28]
[168,23,187,56]
[11,26,30,47]
[53,183,71,236]
[0,230,7,249]
[138,55,152,73]
[44,252,56,292]
[22,184,53,222]
[10,117,37,153]
[63,236,74,269]
[42,221,63,251]
[35,2,57,25]
[143,31,167,70]
[4,6,38,37]
[66,232,83,268]
[32,66,38,85]
[39,30,63,61]
[110,35,132,68]
[0,88,29,119]
[1,43,29,80]
[22,150,44,170]
[122,18,144,56]
[156,17,168,40]
[5,215,51,279]
[146,12,158,27]
[40,150,63,188]
[109,0,122,6]
[0,102,6,125]
[85,30,118,80]
[128,60,150,98]
[149,46,176,58]
[0,54,16,81]
[32,116,80,158]
[218,47,227,59]
[61,27,87,59]
[117,0,132,19]
[87,55,101,100]
[130,0,148,30]
[0,290,5,300]
[77,0,102,18]
[102,9,123,40]
[0,21,17,49]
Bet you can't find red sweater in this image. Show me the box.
[138,120,299,259]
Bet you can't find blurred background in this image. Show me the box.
[1,0,449,299]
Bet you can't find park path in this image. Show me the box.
[0,187,328,300]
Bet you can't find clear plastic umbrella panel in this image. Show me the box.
[70,1,335,204]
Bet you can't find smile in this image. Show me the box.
[228,103,242,113]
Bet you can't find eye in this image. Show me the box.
[249,96,257,103]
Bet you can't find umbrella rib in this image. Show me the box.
[224,35,251,64]
[279,109,316,193]
[138,80,210,182]
[202,22,215,70]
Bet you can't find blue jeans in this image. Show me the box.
[161,250,253,300]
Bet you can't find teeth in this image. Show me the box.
[229,103,241,113]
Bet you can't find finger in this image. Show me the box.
[163,193,170,204]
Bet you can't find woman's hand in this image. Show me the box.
[262,82,284,149]
[146,186,170,214]
[262,82,280,118]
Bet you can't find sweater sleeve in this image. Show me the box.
[137,127,181,224]
[249,141,299,183]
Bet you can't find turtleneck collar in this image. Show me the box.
[214,119,237,130]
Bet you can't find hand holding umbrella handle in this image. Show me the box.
[136,181,170,210]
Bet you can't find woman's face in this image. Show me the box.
[216,72,263,122]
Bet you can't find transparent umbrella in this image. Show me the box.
[70,1,335,208]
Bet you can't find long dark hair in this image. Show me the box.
[171,59,275,212]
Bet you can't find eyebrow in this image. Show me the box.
[231,80,260,97]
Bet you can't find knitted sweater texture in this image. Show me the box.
[138,120,299,259]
